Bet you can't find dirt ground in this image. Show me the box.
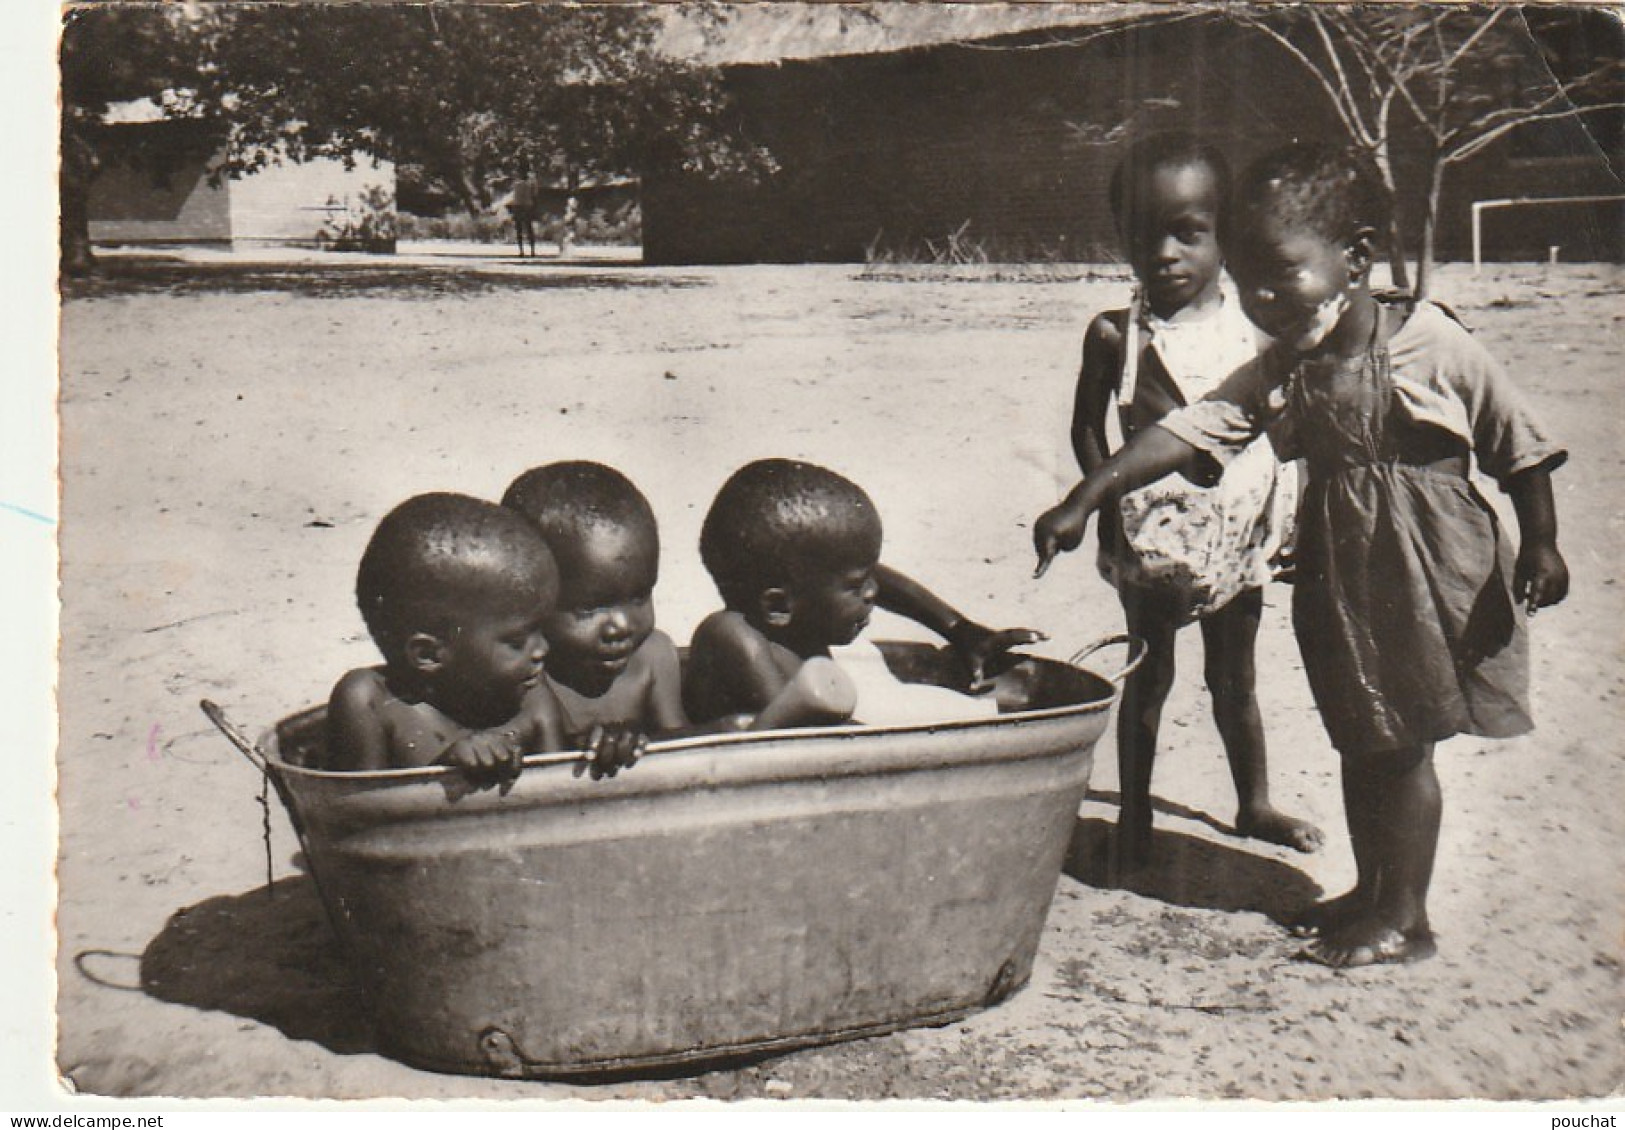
[44,250,1625,1103]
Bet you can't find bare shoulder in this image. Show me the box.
[325,667,393,770]
[1080,308,1130,388]
[329,666,389,718]
[638,627,681,664]
[689,609,764,658]
[1086,308,1128,351]
[515,679,569,751]
[636,628,683,677]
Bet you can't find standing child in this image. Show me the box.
[325,492,567,783]
[1058,132,1319,873]
[501,461,689,768]
[1034,143,1569,966]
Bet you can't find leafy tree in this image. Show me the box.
[1239,6,1624,296]
[59,3,753,272]
[59,3,215,275]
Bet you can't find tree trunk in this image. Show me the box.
[1414,158,1445,301]
[1386,217,1411,295]
[60,120,100,278]
[1371,154,1411,293]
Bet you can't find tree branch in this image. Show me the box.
[1241,15,1374,146]
[1444,99,1625,165]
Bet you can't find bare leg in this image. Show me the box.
[1113,591,1180,874]
[1201,590,1323,853]
[1290,758,1381,935]
[1300,743,1439,967]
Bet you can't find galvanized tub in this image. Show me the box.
[203,637,1139,1079]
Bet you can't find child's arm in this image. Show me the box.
[1506,466,1570,612]
[687,611,796,716]
[438,683,569,787]
[324,669,393,772]
[1033,424,1202,577]
[874,564,1042,687]
[1072,313,1124,475]
[749,656,856,730]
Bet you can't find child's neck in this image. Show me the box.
[384,664,496,730]
[740,609,832,661]
[1145,281,1222,324]
[1308,287,1379,363]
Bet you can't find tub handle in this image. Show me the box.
[1067,634,1146,685]
[200,698,273,777]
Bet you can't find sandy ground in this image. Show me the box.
[45,250,1624,1103]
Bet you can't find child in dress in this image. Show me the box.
[325,492,568,783]
[1054,132,1320,873]
[1034,143,1569,967]
[501,461,689,767]
[686,458,1041,728]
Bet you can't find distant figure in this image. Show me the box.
[508,163,539,258]
[559,194,579,258]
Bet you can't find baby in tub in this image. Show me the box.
[501,461,706,770]
[324,492,571,783]
[685,458,1041,729]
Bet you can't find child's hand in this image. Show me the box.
[1033,501,1089,578]
[573,725,647,780]
[439,728,525,790]
[946,619,1046,690]
[1515,540,1570,615]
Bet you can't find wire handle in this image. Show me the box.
[200,698,273,777]
[1067,634,1147,685]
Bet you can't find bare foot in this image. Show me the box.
[1087,821,1154,887]
[1113,815,1154,879]
[1236,805,1324,853]
[1286,889,1369,937]
[1296,920,1437,968]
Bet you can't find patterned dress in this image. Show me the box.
[1098,285,1298,622]
[1159,301,1565,754]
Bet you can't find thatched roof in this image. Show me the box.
[657,2,1171,66]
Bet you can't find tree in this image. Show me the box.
[59,3,217,275]
[59,3,755,272]
[1239,6,1624,297]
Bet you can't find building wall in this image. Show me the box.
[645,17,1623,266]
[88,121,397,251]
[228,155,395,248]
[87,122,233,244]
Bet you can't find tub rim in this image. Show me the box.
[205,634,1143,784]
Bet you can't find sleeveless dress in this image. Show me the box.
[1286,328,1531,754]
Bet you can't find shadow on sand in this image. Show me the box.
[63,256,708,300]
[135,876,799,1081]
[139,876,377,1056]
[1063,814,1322,924]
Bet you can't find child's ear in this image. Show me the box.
[758,587,795,629]
[1345,226,1377,284]
[404,632,447,674]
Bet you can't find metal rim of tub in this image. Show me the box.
[204,634,1145,784]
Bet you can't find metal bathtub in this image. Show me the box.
[204,637,1138,1079]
